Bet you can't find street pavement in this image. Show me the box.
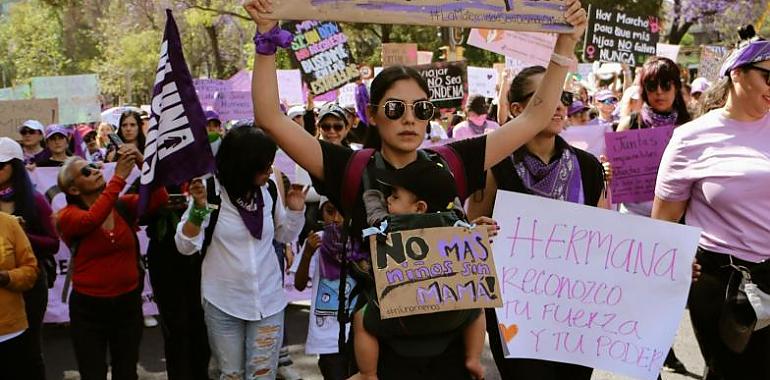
[46,304,705,380]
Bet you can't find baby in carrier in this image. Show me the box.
[352,159,486,380]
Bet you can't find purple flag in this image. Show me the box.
[139,10,214,214]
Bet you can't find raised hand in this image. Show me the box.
[189,179,207,209]
[556,0,588,51]
[285,184,309,211]
[243,0,278,32]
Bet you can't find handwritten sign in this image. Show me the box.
[213,91,253,122]
[370,226,502,319]
[0,99,58,138]
[284,20,359,95]
[194,79,230,111]
[412,61,467,109]
[467,28,556,67]
[699,45,729,83]
[382,43,418,67]
[492,190,700,380]
[467,66,498,98]
[604,126,674,204]
[270,0,573,33]
[31,74,101,125]
[583,6,660,66]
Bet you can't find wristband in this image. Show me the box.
[188,205,212,227]
[550,52,577,67]
[254,25,294,56]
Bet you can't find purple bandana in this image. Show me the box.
[641,103,678,128]
[467,119,488,135]
[234,189,265,240]
[254,26,294,56]
[319,223,345,280]
[0,186,14,201]
[514,146,583,203]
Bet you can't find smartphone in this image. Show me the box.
[108,133,123,160]
[168,194,188,210]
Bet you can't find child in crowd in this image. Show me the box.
[352,160,487,380]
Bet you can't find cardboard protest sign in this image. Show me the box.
[583,6,660,66]
[370,226,502,319]
[604,126,674,204]
[31,74,101,125]
[412,61,467,109]
[213,91,253,122]
[270,0,574,33]
[283,20,359,95]
[467,29,556,67]
[382,43,418,67]
[467,66,498,99]
[194,79,229,110]
[492,190,700,380]
[699,45,729,83]
[0,99,58,138]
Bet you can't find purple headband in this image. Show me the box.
[720,40,770,77]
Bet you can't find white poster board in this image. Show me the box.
[31,74,101,125]
[467,66,498,99]
[491,191,700,380]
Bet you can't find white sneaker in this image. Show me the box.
[143,315,159,328]
[276,366,303,380]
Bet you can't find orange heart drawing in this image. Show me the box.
[499,323,518,343]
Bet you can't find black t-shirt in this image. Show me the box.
[36,157,66,168]
[491,136,605,207]
[346,120,370,145]
[311,136,487,244]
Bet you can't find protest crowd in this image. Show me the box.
[1,1,770,380]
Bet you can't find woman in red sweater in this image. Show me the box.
[56,144,167,380]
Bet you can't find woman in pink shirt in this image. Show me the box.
[653,40,770,380]
[451,95,500,140]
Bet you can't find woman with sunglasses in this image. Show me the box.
[318,104,353,146]
[616,57,692,218]
[452,95,500,140]
[653,40,770,380]
[466,66,607,380]
[55,145,168,380]
[244,0,586,378]
[17,120,47,165]
[591,89,620,126]
[0,137,59,380]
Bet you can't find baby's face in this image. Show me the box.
[387,186,422,215]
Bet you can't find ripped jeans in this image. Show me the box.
[203,300,285,380]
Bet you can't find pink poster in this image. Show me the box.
[604,126,674,204]
[467,28,556,67]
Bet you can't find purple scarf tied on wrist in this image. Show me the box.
[254,26,293,56]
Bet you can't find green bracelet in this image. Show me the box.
[188,206,212,227]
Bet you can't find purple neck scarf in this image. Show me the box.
[468,119,487,135]
[233,188,265,240]
[514,145,584,203]
[319,223,345,280]
[641,103,678,128]
[0,186,14,202]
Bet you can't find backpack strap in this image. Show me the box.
[341,148,376,215]
[426,145,468,201]
[267,178,279,218]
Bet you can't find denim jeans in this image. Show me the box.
[203,300,285,380]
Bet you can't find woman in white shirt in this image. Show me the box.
[175,124,305,380]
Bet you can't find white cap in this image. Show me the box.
[19,120,45,133]
[319,195,330,207]
[287,105,305,119]
[691,77,712,94]
[0,137,24,162]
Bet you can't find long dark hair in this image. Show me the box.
[363,65,431,150]
[4,158,44,233]
[638,57,692,125]
[118,110,146,152]
[507,66,547,107]
[216,121,277,201]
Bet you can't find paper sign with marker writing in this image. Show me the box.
[31,74,101,124]
[277,69,304,106]
[492,190,700,380]
[699,45,729,83]
[194,79,229,111]
[370,226,502,319]
[270,0,573,33]
[0,99,58,138]
[467,28,556,67]
[604,126,674,204]
[467,66,498,98]
[382,43,418,67]
[583,6,660,66]
[213,91,253,122]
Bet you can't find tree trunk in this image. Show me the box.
[205,25,225,78]
[667,22,693,44]
[381,24,392,43]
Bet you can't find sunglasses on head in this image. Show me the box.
[749,66,770,86]
[80,163,101,177]
[19,128,39,136]
[320,123,345,132]
[374,100,435,121]
[520,91,574,106]
[644,80,673,93]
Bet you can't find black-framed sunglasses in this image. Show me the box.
[319,123,345,132]
[19,128,39,136]
[520,91,574,106]
[750,66,770,85]
[644,80,673,93]
[373,100,435,121]
[80,163,101,177]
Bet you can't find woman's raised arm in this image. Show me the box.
[484,0,587,170]
[245,0,325,180]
